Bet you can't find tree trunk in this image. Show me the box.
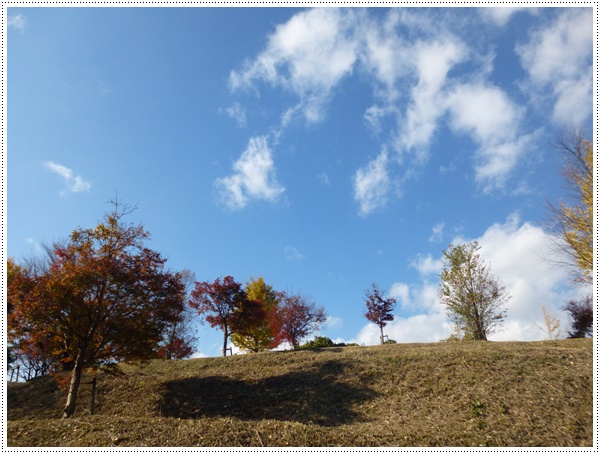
[380,325,384,345]
[62,350,85,418]
[222,328,228,357]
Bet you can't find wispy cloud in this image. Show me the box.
[221,102,247,127]
[284,246,305,261]
[516,8,592,126]
[44,161,91,195]
[215,136,285,210]
[353,148,390,217]
[428,222,445,243]
[317,173,331,186]
[229,8,359,125]
[479,7,534,27]
[8,13,26,31]
[226,8,589,215]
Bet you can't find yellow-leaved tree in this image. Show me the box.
[547,130,593,285]
[230,276,282,352]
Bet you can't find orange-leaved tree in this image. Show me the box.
[8,203,186,418]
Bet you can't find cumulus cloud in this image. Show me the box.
[445,82,529,190]
[516,8,593,126]
[226,8,575,214]
[44,161,91,195]
[411,254,443,277]
[215,136,285,210]
[229,8,359,124]
[349,213,580,345]
[353,148,390,217]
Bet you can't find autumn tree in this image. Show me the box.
[536,305,562,340]
[157,269,198,360]
[189,276,265,356]
[563,295,593,338]
[277,292,327,349]
[438,241,510,341]
[8,203,186,418]
[546,130,593,285]
[231,276,282,353]
[363,283,396,345]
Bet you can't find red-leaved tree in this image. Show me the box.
[277,292,327,349]
[364,284,396,345]
[157,269,198,360]
[8,203,186,418]
[189,276,265,356]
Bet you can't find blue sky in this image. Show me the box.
[7,7,594,356]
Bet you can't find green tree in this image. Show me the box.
[547,130,593,285]
[438,241,510,341]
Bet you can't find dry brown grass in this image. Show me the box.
[7,338,593,447]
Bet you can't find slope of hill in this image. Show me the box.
[7,339,593,447]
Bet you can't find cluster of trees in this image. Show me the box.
[189,275,327,355]
[7,201,327,418]
[6,131,592,418]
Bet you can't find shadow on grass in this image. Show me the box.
[158,360,377,426]
[7,376,64,420]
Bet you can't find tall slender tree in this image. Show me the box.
[363,284,396,345]
[438,241,510,341]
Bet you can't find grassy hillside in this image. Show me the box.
[7,339,593,447]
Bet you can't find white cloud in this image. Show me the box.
[350,213,581,345]
[411,254,443,277]
[479,7,533,27]
[44,161,91,195]
[353,148,390,217]
[230,8,359,124]
[323,316,343,330]
[428,222,445,243]
[516,8,593,126]
[8,13,26,31]
[221,102,247,127]
[445,82,528,190]
[215,136,285,210]
[352,312,450,345]
[284,246,305,261]
[389,282,410,307]
[226,9,559,214]
[397,39,466,157]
